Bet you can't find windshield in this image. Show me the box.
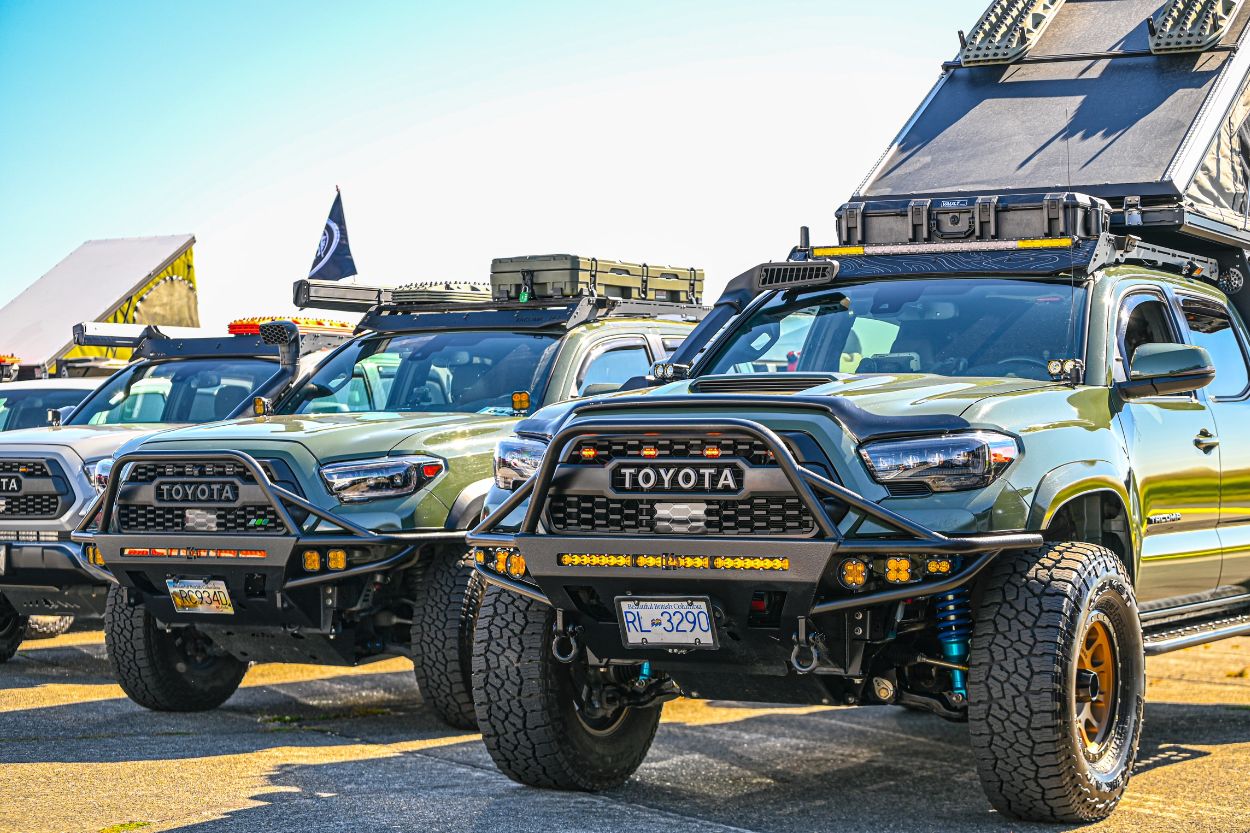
[705,278,1086,382]
[68,358,278,425]
[0,387,94,431]
[281,330,561,415]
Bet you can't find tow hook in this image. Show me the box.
[790,616,824,674]
[551,609,582,664]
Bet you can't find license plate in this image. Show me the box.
[616,596,717,649]
[166,578,234,615]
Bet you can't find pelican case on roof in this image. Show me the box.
[853,0,1250,275]
[836,191,1110,246]
[490,254,703,304]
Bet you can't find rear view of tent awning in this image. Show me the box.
[0,234,200,373]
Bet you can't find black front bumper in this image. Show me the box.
[0,541,111,618]
[470,416,1041,676]
[73,450,464,641]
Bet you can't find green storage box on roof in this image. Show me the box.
[490,254,703,304]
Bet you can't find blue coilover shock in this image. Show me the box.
[934,588,972,698]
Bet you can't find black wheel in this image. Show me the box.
[472,584,661,790]
[104,586,247,711]
[968,541,1144,823]
[25,615,74,639]
[410,547,485,729]
[0,595,27,663]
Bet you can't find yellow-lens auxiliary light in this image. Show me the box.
[811,236,1076,259]
[558,553,789,571]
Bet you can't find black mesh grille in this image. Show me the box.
[567,436,775,466]
[118,504,285,534]
[118,459,287,534]
[0,494,61,518]
[0,460,50,476]
[548,495,813,535]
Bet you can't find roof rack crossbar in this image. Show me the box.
[959,0,1066,66]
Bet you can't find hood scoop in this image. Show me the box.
[689,373,837,395]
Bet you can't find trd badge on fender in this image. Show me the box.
[612,463,743,494]
[154,480,240,504]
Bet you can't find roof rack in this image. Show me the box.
[1150,0,1244,54]
[959,0,1066,66]
[359,294,707,334]
[72,320,350,361]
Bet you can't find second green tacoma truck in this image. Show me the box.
[75,259,703,728]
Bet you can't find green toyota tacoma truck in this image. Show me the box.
[75,259,703,728]
[470,200,1250,820]
[469,1,1250,821]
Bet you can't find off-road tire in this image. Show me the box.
[472,584,662,790]
[25,615,74,639]
[0,595,27,663]
[104,586,247,711]
[411,547,485,729]
[968,541,1144,823]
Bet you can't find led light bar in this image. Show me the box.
[122,547,266,558]
[557,552,790,571]
[812,236,1076,259]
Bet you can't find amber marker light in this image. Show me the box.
[580,446,598,460]
[327,549,347,570]
[302,550,321,572]
[839,558,868,589]
[641,446,659,458]
[703,446,722,459]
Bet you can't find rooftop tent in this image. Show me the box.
[856,0,1250,266]
[0,234,199,375]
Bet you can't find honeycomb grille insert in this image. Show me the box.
[548,495,813,536]
[118,505,285,534]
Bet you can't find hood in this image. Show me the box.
[515,373,1057,441]
[0,423,177,463]
[138,411,519,462]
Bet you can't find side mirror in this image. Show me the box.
[1118,343,1215,399]
[580,382,623,397]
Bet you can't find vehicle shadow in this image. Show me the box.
[143,699,1250,833]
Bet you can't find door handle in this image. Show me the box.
[1194,428,1220,452]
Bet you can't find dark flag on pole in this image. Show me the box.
[308,188,357,281]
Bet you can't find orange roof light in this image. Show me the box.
[228,316,353,336]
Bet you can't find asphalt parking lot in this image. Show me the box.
[1,631,1247,833]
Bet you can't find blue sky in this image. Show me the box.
[0,0,983,326]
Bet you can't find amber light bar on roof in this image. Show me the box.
[812,237,1076,258]
[228,317,354,336]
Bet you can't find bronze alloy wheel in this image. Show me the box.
[1076,611,1120,756]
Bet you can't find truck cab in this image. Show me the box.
[75,258,705,728]
[0,318,349,662]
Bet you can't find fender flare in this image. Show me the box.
[1025,459,1139,569]
[445,478,493,530]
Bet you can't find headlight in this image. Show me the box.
[319,455,445,503]
[858,431,1019,493]
[494,436,548,490]
[86,459,114,494]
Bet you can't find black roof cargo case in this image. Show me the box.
[855,0,1250,267]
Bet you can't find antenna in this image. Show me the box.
[1063,108,1083,386]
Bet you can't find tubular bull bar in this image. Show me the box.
[469,417,1043,615]
[72,449,465,597]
